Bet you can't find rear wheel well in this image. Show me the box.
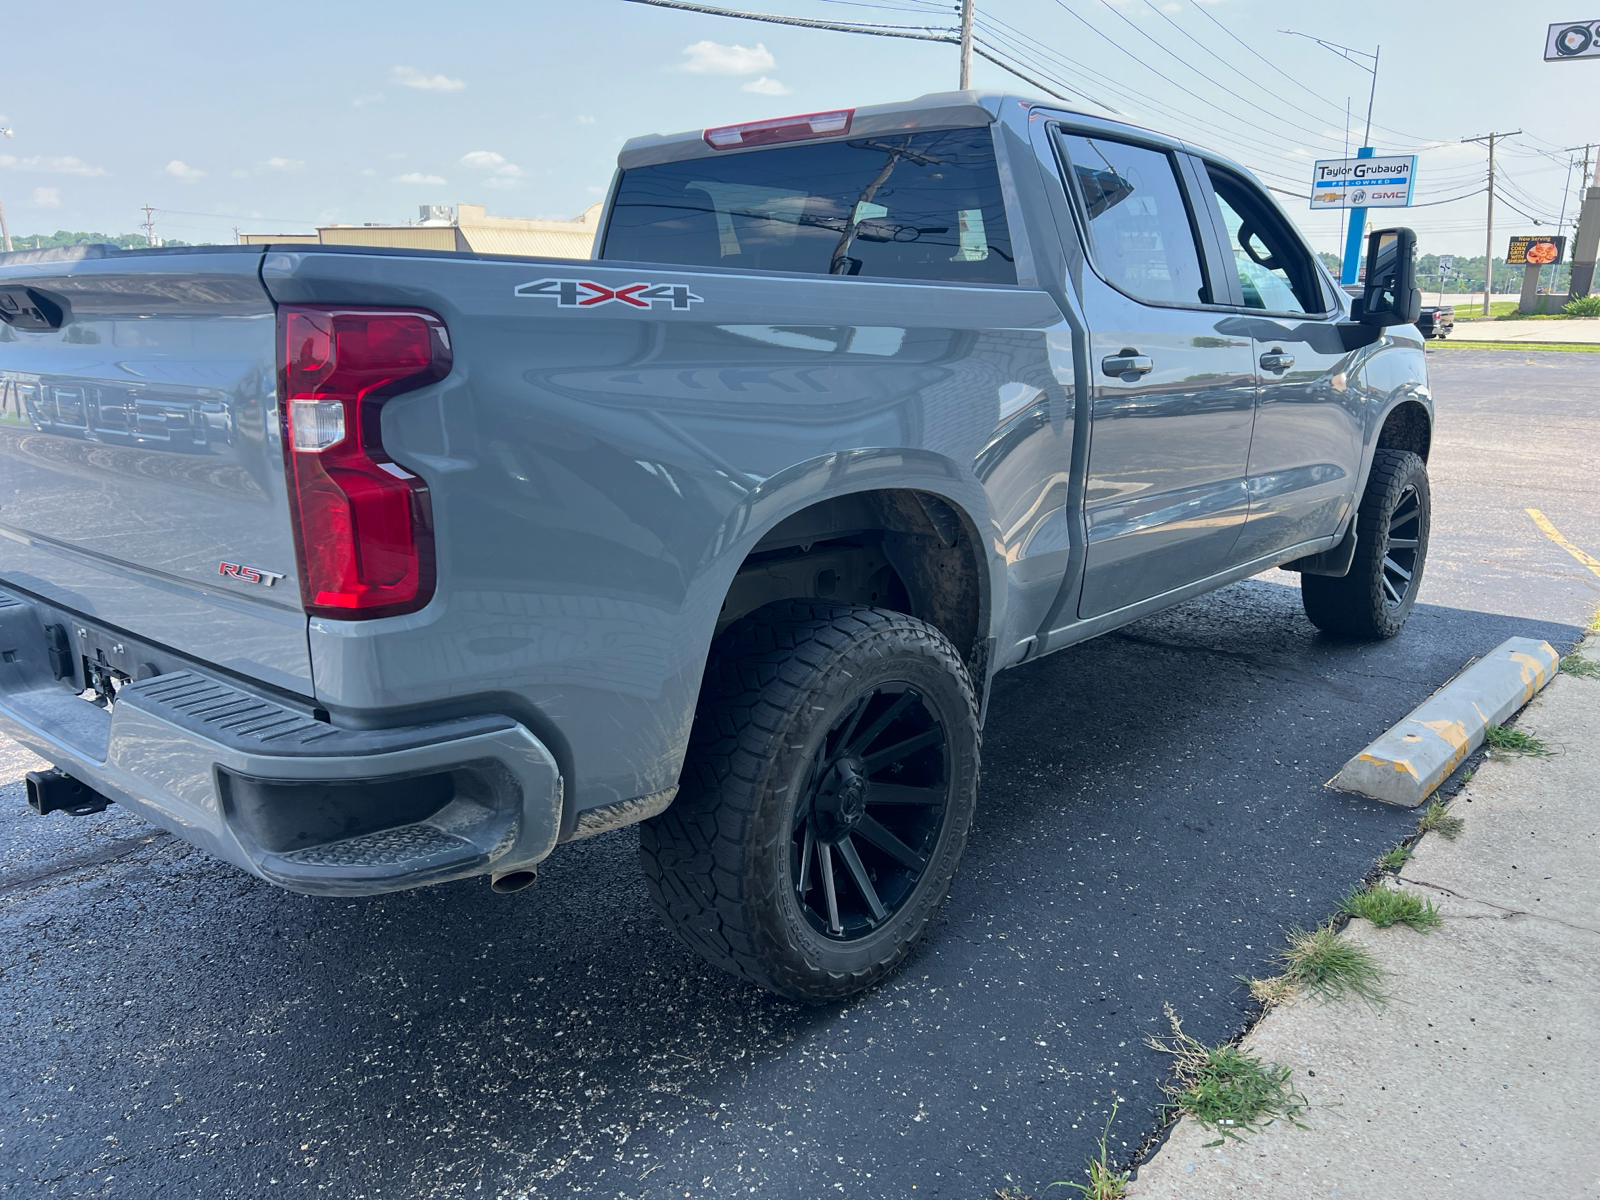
[715,489,988,674]
[1376,400,1432,460]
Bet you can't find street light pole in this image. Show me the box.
[1281,31,1381,286]
[959,0,974,90]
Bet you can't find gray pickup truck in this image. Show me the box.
[0,91,1429,1000]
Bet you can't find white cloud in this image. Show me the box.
[352,92,385,107]
[231,169,249,179]
[578,115,597,125]
[460,150,523,177]
[0,154,107,176]
[361,168,377,176]
[393,172,446,185]
[263,156,306,171]
[391,66,465,91]
[680,40,775,75]
[29,187,61,207]
[166,159,205,181]
[741,76,791,95]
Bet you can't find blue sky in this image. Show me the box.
[1,0,1595,257]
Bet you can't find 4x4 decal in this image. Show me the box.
[514,279,703,310]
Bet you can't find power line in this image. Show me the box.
[615,0,1112,105]
[1084,0,1346,146]
[1185,1,1433,147]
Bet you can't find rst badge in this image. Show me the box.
[219,561,286,587]
[514,279,703,310]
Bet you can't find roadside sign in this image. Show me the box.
[1310,156,1417,209]
[1545,20,1600,60]
[1438,254,1455,273]
[1506,235,1566,265]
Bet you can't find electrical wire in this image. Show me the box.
[1079,0,1348,147]
[974,13,1337,171]
[1183,1,1438,148]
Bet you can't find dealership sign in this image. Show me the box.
[1309,156,1418,209]
[1545,20,1600,60]
[1506,235,1566,265]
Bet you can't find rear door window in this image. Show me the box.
[1053,132,1210,307]
[601,127,1015,284]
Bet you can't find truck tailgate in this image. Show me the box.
[0,248,310,693]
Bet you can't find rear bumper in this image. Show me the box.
[0,589,562,895]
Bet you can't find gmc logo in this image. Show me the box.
[219,561,286,587]
[514,278,703,310]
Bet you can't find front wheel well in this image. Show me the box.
[714,489,988,674]
[1376,400,1432,461]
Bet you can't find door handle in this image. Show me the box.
[1101,352,1154,378]
[1259,351,1295,372]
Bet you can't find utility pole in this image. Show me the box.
[0,125,13,254]
[1572,143,1600,300]
[1463,130,1520,316]
[141,204,158,248]
[958,0,974,90]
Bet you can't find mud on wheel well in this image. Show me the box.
[1376,400,1432,460]
[715,489,988,674]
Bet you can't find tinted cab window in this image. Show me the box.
[1206,168,1325,314]
[602,127,1015,283]
[1054,133,1209,306]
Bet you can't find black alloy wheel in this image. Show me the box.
[791,684,951,941]
[1380,482,1423,611]
[1302,448,1431,639]
[641,601,980,1002]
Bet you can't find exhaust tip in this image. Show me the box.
[490,868,538,894]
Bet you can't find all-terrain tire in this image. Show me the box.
[1302,449,1431,639]
[640,601,980,1002]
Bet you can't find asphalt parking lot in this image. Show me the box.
[0,349,1595,1199]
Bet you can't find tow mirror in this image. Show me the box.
[1359,227,1422,328]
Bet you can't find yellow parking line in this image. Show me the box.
[1526,508,1600,580]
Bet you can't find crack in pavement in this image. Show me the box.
[1399,873,1600,937]
[0,830,169,899]
[1109,630,1394,704]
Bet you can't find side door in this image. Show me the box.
[1191,163,1363,564]
[1051,129,1258,620]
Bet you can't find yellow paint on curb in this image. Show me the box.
[1527,508,1600,580]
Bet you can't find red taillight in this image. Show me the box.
[278,306,451,619]
[703,108,854,150]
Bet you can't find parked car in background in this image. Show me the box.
[1417,304,1454,339]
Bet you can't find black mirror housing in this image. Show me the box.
[1358,227,1422,328]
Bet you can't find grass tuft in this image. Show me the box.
[1417,798,1465,840]
[1340,884,1443,932]
[1240,974,1298,1007]
[1146,1005,1308,1145]
[1048,1100,1129,1199]
[1379,843,1411,870]
[1560,653,1600,679]
[1276,924,1388,1007]
[1483,725,1553,757]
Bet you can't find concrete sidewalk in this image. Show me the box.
[1129,637,1600,1199]
[1445,317,1600,344]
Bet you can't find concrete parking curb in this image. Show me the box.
[1330,636,1559,807]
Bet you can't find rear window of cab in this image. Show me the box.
[601,127,1016,285]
